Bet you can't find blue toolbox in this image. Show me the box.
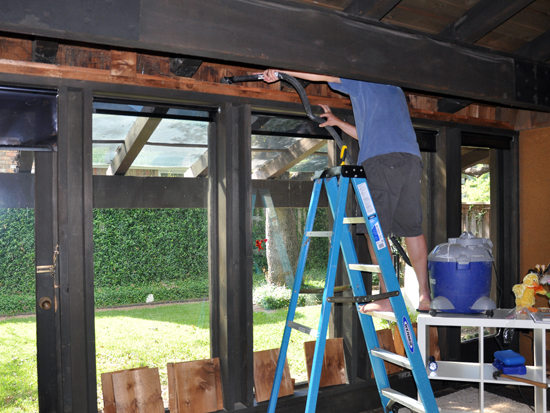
[493,350,526,375]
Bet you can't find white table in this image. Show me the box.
[417,309,548,413]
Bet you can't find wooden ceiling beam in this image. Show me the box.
[0,58,513,129]
[169,57,203,77]
[461,148,489,170]
[32,39,58,64]
[251,138,327,179]
[439,0,535,44]
[106,107,169,176]
[16,151,34,173]
[184,150,209,177]
[437,98,473,114]
[343,0,401,21]
[0,0,548,111]
[515,30,550,62]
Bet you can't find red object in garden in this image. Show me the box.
[255,238,267,251]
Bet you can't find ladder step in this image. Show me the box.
[327,291,399,304]
[306,231,333,238]
[343,217,365,224]
[349,263,381,273]
[287,321,317,337]
[371,348,411,370]
[381,388,426,413]
[364,310,397,323]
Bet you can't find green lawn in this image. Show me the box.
[0,301,394,412]
[0,317,37,413]
[0,303,325,412]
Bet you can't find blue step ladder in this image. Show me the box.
[266,165,439,413]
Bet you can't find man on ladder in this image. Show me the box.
[261,68,431,313]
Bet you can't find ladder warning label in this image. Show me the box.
[370,220,386,250]
[357,183,376,216]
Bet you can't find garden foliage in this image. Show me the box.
[0,207,329,315]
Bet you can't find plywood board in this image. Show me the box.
[372,329,402,376]
[393,323,440,362]
[304,337,347,387]
[102,367,163,413]
[253,348,294,403]
[101,367,150,413]
[167,358,223,413]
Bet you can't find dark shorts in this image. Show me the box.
[356,152,423,238]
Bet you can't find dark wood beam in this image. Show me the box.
[251,138,326,179]
[0,0,549,111]
[184,150,209,177]
[209,103,253,409]
[343,0,401,20]
[437,98,473,114]
[0,173,34,207]
[34,151,62,412]
[461,148,489,170]
[439,0,534,44]
[16,151,34,173]
[491,143,520,308]
[169,57,203,77]
[515,30,550,62]
[107,106,169,175]
[1,175,322,210]
[32,38,58,64]
[56,86,97,411]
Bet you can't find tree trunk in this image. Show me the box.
[266,207,297,286]
[265,172,310,287]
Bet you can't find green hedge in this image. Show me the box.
[93,209,208,287]
[0,207,328,314]
[0,209,35,292]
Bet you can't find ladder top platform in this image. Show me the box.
[313,165,366,180]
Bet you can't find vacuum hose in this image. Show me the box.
[220,73,354,165]
[221,73,412,266]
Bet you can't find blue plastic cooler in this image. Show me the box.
[428,232,496,314]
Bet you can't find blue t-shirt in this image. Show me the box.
[329,78,420,164]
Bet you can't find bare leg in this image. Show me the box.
[359,234,431,313]
[405,234,431,311]
[359,234,392,312]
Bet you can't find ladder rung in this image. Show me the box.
[343,217,365,224]
[381,388,426,413]
[306,231,333,238]
[371,348,411,370]
[287,321,317,337]
[349,263,381,273]
[363,310,397,323]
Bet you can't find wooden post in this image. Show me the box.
[208,103,253,409]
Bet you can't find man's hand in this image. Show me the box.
[318,104,358,140]
[261,69,280,83]
[259,69,341,84]
[318,104,342,128]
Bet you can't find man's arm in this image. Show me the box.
[261,69,341,84]
[318,104,357,140]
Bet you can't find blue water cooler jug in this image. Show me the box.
[428,232,496,315]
